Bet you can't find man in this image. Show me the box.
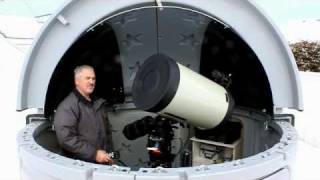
[54,65,113,164]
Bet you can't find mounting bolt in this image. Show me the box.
[46,153,57,159]
[110,165,121,171]
[153,166,167,173]
[73,160,84,166]
[233,160,244,166]
[30,145,38,150]
[196,165,209,171]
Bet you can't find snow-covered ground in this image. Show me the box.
[0,15,48,180]
[0,23,26,180]
[1,15,320,180]
[291,72,320,180]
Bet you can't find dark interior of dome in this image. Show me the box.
[39,7,277,170]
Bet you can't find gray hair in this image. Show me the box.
[74,65,94,79]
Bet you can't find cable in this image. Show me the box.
[116,159,128,167]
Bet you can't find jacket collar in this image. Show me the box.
[73,89,96,105]
[73,89,106,110]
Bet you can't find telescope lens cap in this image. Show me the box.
[132,54,180,112]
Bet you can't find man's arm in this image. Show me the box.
[96,150,114,164]
[54,105,98,161]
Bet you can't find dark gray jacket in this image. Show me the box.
[54,90,112,162]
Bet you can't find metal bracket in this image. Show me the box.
[273,114,295,126]
[26,114,46,124]
[156,0,164,11]
[57,15,70,26]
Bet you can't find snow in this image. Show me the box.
[290,72,320,180]
[1,15,320,180]
[0,15,41,53]
[0,28,26,180]
[0,15,40,180]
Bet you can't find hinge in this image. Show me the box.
[273,114,295,126]
[26,114,46,124]
[156,0,164,11]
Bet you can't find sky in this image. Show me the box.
[255,0,320,24]
[254,0,320,41]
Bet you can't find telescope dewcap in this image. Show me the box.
[132,54,180,112]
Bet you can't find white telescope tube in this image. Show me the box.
[132,54,233,129]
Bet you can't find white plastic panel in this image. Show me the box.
[17,120,297,180]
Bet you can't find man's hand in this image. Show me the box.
[95,150,114,164]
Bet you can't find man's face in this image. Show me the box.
[75,68,96,97]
